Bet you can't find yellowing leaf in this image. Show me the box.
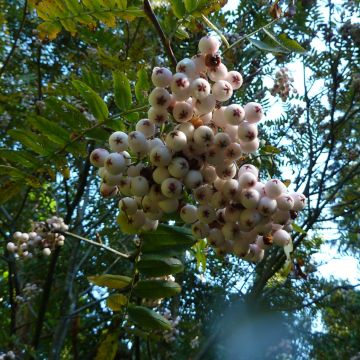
[106,294,127,311]
[88,274,132,289]
[95,331,119,360]
[37,21,62,41]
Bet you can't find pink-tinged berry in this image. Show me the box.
[109,132,128,152]
[90,148,109,167]
[136,119,155,138]
[226,71,243,90]
[173,101,193,122]
[272,229,291,247]
[265,179,287,199]
[244,102,264,123]
[191,78,211,99]
[212,80,233,102]
[104,153,126,175]
[224,104,245,125]
[198,35,221,55]
[277,194,295,211]
[238,122,258,142]
[149,87,171,109]
[151,67,172,88]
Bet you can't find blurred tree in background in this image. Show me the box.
[0,0,359,359]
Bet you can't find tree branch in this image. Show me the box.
[0,0,28,77]
[143,0,177,68]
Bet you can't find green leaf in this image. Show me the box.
[248,38,288,54]
[170,0,186,18]
[192,239,207,272]
[113,71,132,110]
[135,68,150,104]
[0,166,41,187]
[106,294,127,311]
[141,224,195,254]
[72,80,109,121]
[262,28,290,52]
[292,223,307,234]
[278,33,307,53]
[95,331,119,360]
[262,145,281,154]
[28,116,69,146]
[133,280,181,299]
[137,255,184,276]
[128,305,172,330]
[0,181,22,204]
[8,129,52,156]
[88,274,132,289]
[184,0,199,12]
[45,97,90,129]
[0,149,41,168]
[175,26,190,40]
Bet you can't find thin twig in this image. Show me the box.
[143,0,177,68]
[64,231,130,259]
[0,0,28,77]
[223,18,279,54]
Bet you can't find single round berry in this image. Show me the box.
[118,197,138,215]
[224,104,245,125]
[199,35,220,55]
[277,194,295,211]
[161,178,183,198]
[130,176,149,197]
[191,78,211,99]
[104,153,126,175]
[173,101,193,122]
[180,204,198,224]
[272,229,291,247]
[165,130,187,151]
[244,102,264,123]
[176,58,197,78]
[128,131,149,153]
[136,119,155,138]
[149,87,171,109]
[265,179,287,199]
[109,132,128,152]
[151,67,172,87]
[212,80,233,102]
[226,71,243,90]
[90,148,109,167]
[238,122,258,142]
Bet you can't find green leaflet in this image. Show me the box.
[72,80,109,121]
[137,255,184,276]
[141,224,196,254]
[128,305,172,330]
[133,280,181,299]
[113,71,132,111]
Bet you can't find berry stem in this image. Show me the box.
[143,0,177,68]
[201,14,230,49]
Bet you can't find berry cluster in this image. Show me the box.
[90,35,306,262]
[0,352,15,360]
[162,308,181,343]
[15,283,42,304]
[7,216,68,258]
[270,67,296,102]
